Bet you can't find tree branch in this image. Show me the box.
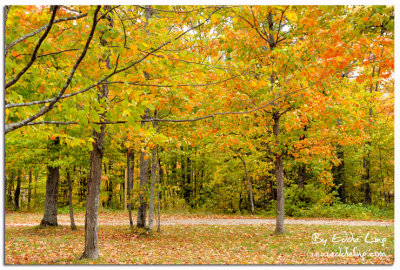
[24,81,314,128]
[101,73,242,88]
[5,6,224,110]
[5,6,59,89]
[5,6,101,135]
[5,12,88,54]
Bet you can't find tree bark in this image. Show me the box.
[28,169,32,209]
[273,113,285,234]
[332,146,346,203]
[14,170,21,211]
[148,145,158,231]
[137,6,153,228]
[7,170,14,206]
[238,155,254,215]
[127,148,134,228]
[137,109,150,228]
[363,153,371,205]
[157,155,162,232]
[81,121,106,259]
[81,5,110,259]
[41,137,60,226]
[34,171,38,207]
[297,164,306,189]
[67,169,77,230]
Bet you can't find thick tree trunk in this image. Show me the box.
[14,170,21,211]
[127,148,134,228]
[81,6,110,259]
[81,122,106,259]
[41,166,59,225]
[67,169,77,230]
[41,137,60,226]
[273,113,285,234]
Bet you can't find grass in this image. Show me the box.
[5,223,394,264]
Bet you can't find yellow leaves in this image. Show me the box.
[124,141,131,148]
[211,16,219,24]
[286,11,298,22]
[250,80,258,88]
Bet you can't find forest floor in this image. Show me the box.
[5,210,394,227]
[5,211,394,264]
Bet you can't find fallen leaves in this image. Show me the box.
[5,222,394,264]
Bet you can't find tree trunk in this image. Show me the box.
[148,144,158,231]
[67,169,77,230]
[363,152,371,205]
[81,122,106,259]
[157,158,162,232]
[34,171,38,207]
[7,170,14,206]
[14,170,21,211]
[81,6,110,259]
[27,169,32,209]
[238,155,254,215]
[41,136,60,226]
[41,166,59,225]
[127,148,134,228]
[297,164,306,189]
[137,109,150,228]
[273,113,285,234]
[107,162,113,208]
[332,146,346,203]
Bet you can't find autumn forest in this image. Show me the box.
[4,5,394,264]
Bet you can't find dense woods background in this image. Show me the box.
[4,5,394,262]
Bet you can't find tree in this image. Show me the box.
[66,169,77,230]
[40,137,60,227]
